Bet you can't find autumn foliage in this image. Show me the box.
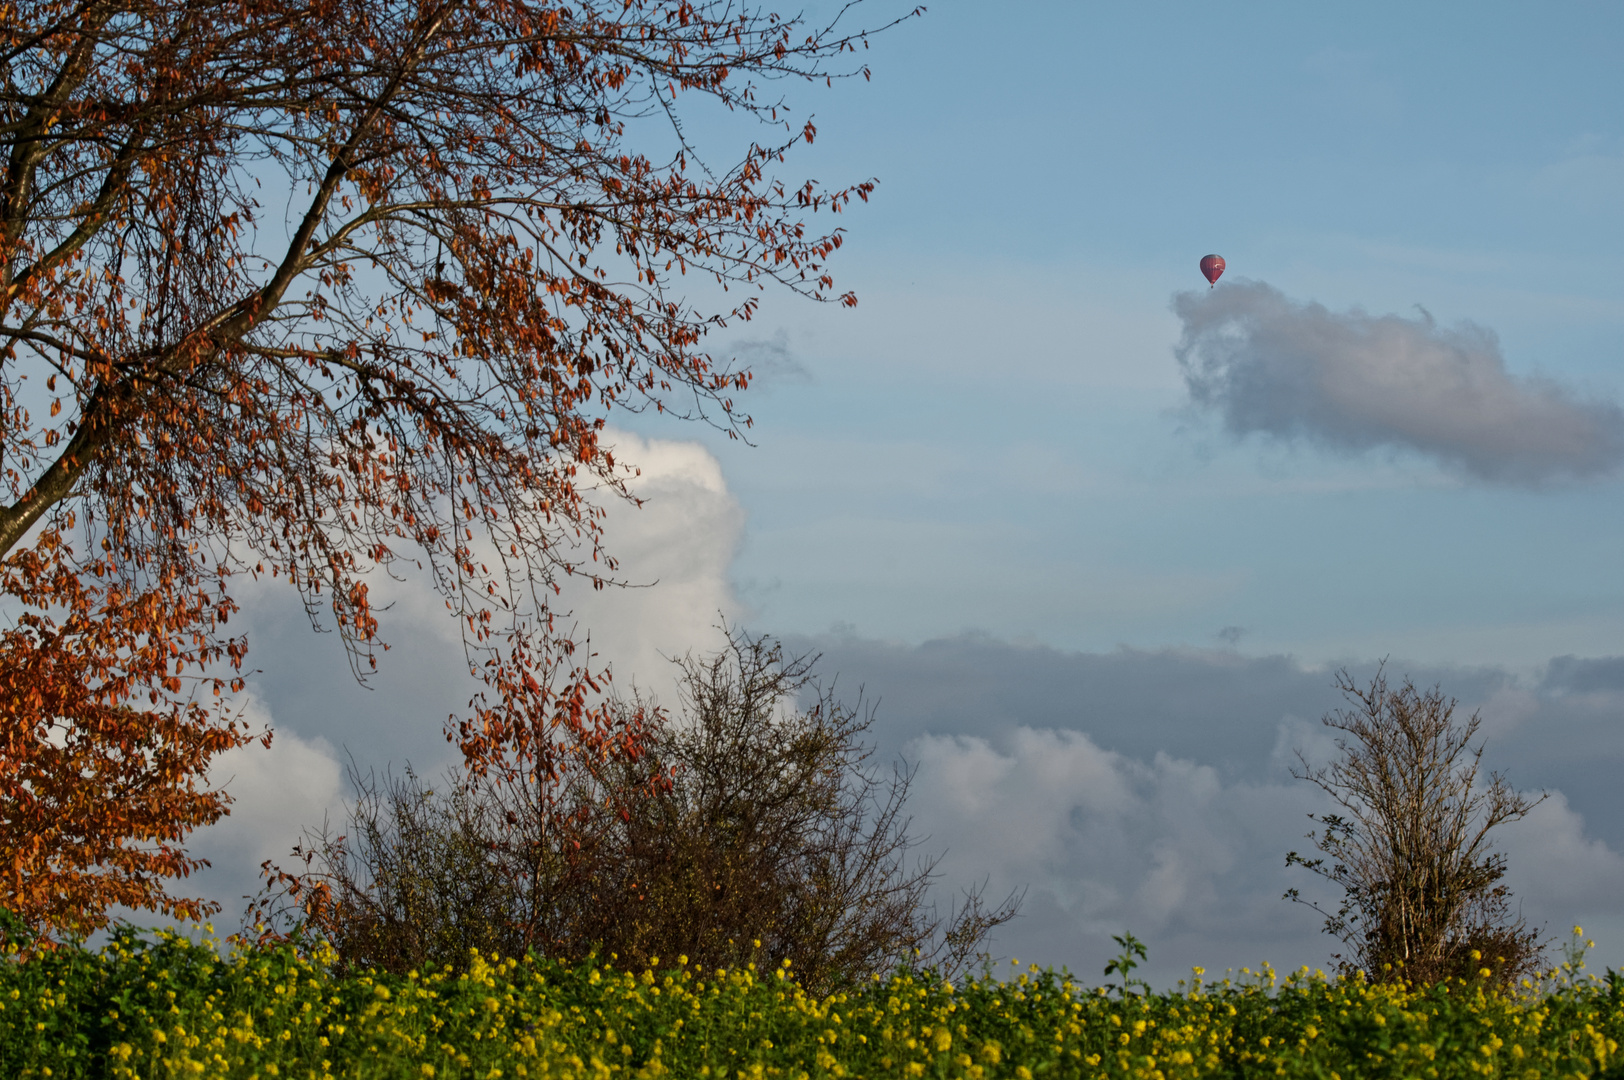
[0,0,908,934]
[0,531,257,936]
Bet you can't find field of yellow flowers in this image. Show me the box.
[2,925,1621,1079]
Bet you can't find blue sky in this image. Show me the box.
[636,0,1624,669]
[189,1,1624,985]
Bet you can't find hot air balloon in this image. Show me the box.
[1200,254,1225,287]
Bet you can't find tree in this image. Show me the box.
[1285,668,1544,986]
[0,0,915,936]
[257,631,1021,993]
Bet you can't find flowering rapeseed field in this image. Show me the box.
[2,927,1621,1079]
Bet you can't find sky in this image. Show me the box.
[177,1,1624,986]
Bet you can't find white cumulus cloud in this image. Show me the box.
[557,429,746,704]
[184,699,347,917]
[903,726,1329,984]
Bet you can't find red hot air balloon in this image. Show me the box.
[1200,254,1225,287]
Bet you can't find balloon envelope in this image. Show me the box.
[1200,254,1225,285]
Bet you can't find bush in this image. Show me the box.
[255,631,1019,991]
[1286,668,1544,986]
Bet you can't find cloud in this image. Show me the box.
[905,727,1328,982]
[1542,655,1624,695]
[793,632,1624,984]
[723,329,811,388]
[1498,791,1624,919]
[1173,281,1624,484]
[556,429,746,704]
[184,700,347,916]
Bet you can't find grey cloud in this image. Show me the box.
[1542,655,1624,695]
[904,727,1329,984]
[790,632,1624,985]
[793,634,1366,784]
[189,717,346,910]
[1174,281,1624,484]
[727,330,811,387]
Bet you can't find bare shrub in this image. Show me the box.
[1285,668,1545,986]
[252,631,1019,992]
[264,766,516,975]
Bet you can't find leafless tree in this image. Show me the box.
[1286,667,1544,985]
